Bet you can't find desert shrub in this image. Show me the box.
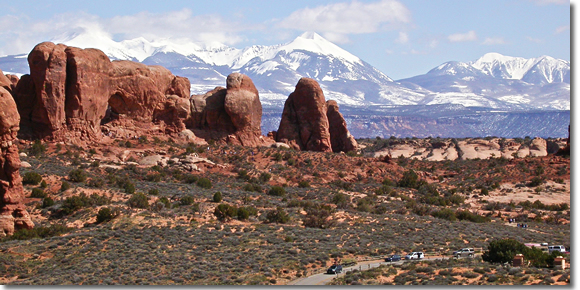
[123,182,136,194]
[127,193,149,209]
[87,178,105,188]
[60,181,72,192]
[41,197,55,208]
[268,186,286,197]
[375,185,394,196]
[183,174,199,184]
[180,195,195,206]
[398,170,426,189]
[30,188,47,198]
[332,192,349,209]
[259,172,272,183]
[214,203,237,222]
[298,181,310,188]
[382,178,396,186]
[196,178,212,189]
[40,180,48,188]
[482,238,558,267]
[237,169,250,181]
[3,224,71,241]
[61,193,111,215]
[266,207,289,224]
[237,207,250,220]
[96,207,119,223]
[68,169,87,183]
[213,192,223,203]
[528,176,544,187]
[243,183,262,193]
[23,172,43,185]
[455,210,490,223]
[431,208,457,221]
[148,188,159,195]
[302,206,335,229]
[28,140,46,156]
[272,152,283,161]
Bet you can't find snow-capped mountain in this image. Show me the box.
[0,29,570,111]
[398,53,570,110]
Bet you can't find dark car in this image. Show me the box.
[327,265,343,274]
[385,254,401,262]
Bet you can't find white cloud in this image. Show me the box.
[0,9,253,55]
[555,25,570,34]
[448,31,477,42]
[482,37,506,45]
[395,32,409,44]
[278,0,411,37]
[526,36,544,43]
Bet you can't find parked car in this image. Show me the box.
[453,248,475,258]
[385,254,402,262]
[405,252,424,260]
[327,265,343,274]
[548,245,566,253]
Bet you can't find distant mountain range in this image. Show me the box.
[0,29,570,138]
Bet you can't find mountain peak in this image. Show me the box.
[282,32,361,64]
[298,31,321,40]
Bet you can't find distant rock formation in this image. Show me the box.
[13,42,191,141]
[326,100,357,153]
[189,73,265,146]
[0,86,33,237]
[276,78,332,152]
[556,124,570,156]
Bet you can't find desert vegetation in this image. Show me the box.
[0,136,570,285]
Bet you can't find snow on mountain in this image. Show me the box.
[0,28,570,112]
[398,52,570,110]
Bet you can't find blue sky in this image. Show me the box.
[0,0,570,80]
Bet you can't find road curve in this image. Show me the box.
[288,256,453,285]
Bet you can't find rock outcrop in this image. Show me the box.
[13,42,191,141]
[0,86,33,237]
[276,78,332,152]
[326,100,357,153]
[0,69,12,92]
[190,73,264,146]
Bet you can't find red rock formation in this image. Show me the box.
[556,124,570,156]
[0,69,12,92]
[224,73,263,146]
[14,42,191,141]
[276,78,332,152]
[5,74,19,92]
[0,87,33,237]
[190,73,264,146]
[326,100,357,153]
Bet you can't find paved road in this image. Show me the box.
[289,256,453,285]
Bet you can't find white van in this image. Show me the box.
[405,252,424,260]
[548,245,566,253]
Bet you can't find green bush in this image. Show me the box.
[23,172,43,185]
[482,238,559,267]
[28,140,46,156]
[196,178,212,189]
[148,188,160,195]
[68,169,87,183]
[124,182,136,194]
[268,186,286,197]
[3,224,71,241]
[266,207,289,224]
[237,207,250,220]
[298,181,310,188]
[259,172,272,183]
[243,183,262,193]
[96,207,119,223]
[41,197,54,208]
[455,210,490,223]
[213,192,223,203]
[302,207,335,229]
[180,195,195,206]
[183,174,199,184]
[398,169,420,188]
[431,208,457,221]
[214,203,237,222]
[30,188,46,198]
[331,193,349,209]
[60,193,111,215]
[60,181,72,192]
[127,193,149,209]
